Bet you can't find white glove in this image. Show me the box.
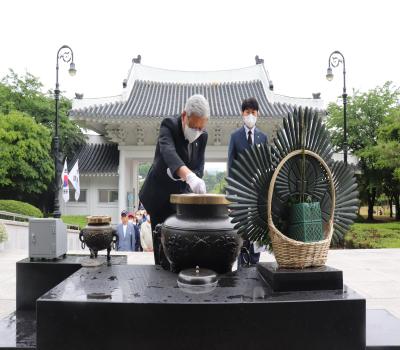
[186,172,206,194]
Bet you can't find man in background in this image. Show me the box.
[128,212,142,251]
[116,210,136,251]
[227,97,268,267]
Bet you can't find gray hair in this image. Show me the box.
[184,94,210,119]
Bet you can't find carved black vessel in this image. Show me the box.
[79,216,118,264]
[161,194,242,274]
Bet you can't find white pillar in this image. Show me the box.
[132,160,139,210]
[118,149,126,215]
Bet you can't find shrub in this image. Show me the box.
[0,200,43,218]
[0,222,7,243]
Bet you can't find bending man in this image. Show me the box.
[139,94,210,266]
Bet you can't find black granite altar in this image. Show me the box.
[37,264,366,350]
[257,262,343,292]
[2,309,398,350]
[16,254,127,310]
[0,311,36,349]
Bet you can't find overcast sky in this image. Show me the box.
[1,0,399,108]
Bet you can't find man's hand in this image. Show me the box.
[185,172,206,194]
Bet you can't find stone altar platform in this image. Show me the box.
[36,265,366,350]
[16,254,127,311]
[1,262,400,349]
[257,262,343,292]
[3,307,400,349]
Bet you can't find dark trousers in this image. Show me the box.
[149,206,175,267]
[238,240,260,268]
[134,228,142,252]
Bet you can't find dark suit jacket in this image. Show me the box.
[116,223,136,252]
[139,115,208,215]
[227,126,268,174]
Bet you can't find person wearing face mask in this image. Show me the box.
[139,94,210,266]
[227,97,268,267]
[127,212,135,224]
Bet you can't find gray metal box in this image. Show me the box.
[29,218,67,259]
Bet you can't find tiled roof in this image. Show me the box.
[69,143,119,175]
[70,80,297,119]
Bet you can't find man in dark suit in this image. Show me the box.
[116,210,137,251]
[128,212,142,251]
[227,97,268,267]
[139,94,210,266]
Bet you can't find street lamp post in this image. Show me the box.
[326,50,347,165]
[53,45,76,218]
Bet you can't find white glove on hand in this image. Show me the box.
[186,172,206,194]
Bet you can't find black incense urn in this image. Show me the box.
[79,216,118,264]
[161,194,242,274]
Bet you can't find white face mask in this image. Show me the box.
[243,114,257,129]
[128,219,133,224]
[183,120,203,143]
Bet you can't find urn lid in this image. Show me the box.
[86,216,111,224]
[170,193,231,205]
[177,266,218,294]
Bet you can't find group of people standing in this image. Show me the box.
[115,209,153,252]
[138,94,268,268]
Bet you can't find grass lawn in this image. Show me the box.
[61,215,87,229]
[345,219,400,248]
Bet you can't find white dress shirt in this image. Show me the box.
[243,125,255,144]
[122,224,127,239]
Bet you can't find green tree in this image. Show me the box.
[203,171,219,192]
[0,69,86,160]
[362,107,400,219]
[0,70,86,212]
[139,162,152,178]
[326,82,400,220]
[0,111,54,196]
[211,176,227,194]
[372,108,400,179]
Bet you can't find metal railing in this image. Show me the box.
[0,210,31,223]
[0,210,80,231]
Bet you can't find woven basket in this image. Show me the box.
[267,150,336,268]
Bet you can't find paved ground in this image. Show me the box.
[1,248,399,319]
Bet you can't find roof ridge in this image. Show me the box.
[138,63,262,74]
[133,79,263,86]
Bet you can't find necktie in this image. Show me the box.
[247,130,253,146]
